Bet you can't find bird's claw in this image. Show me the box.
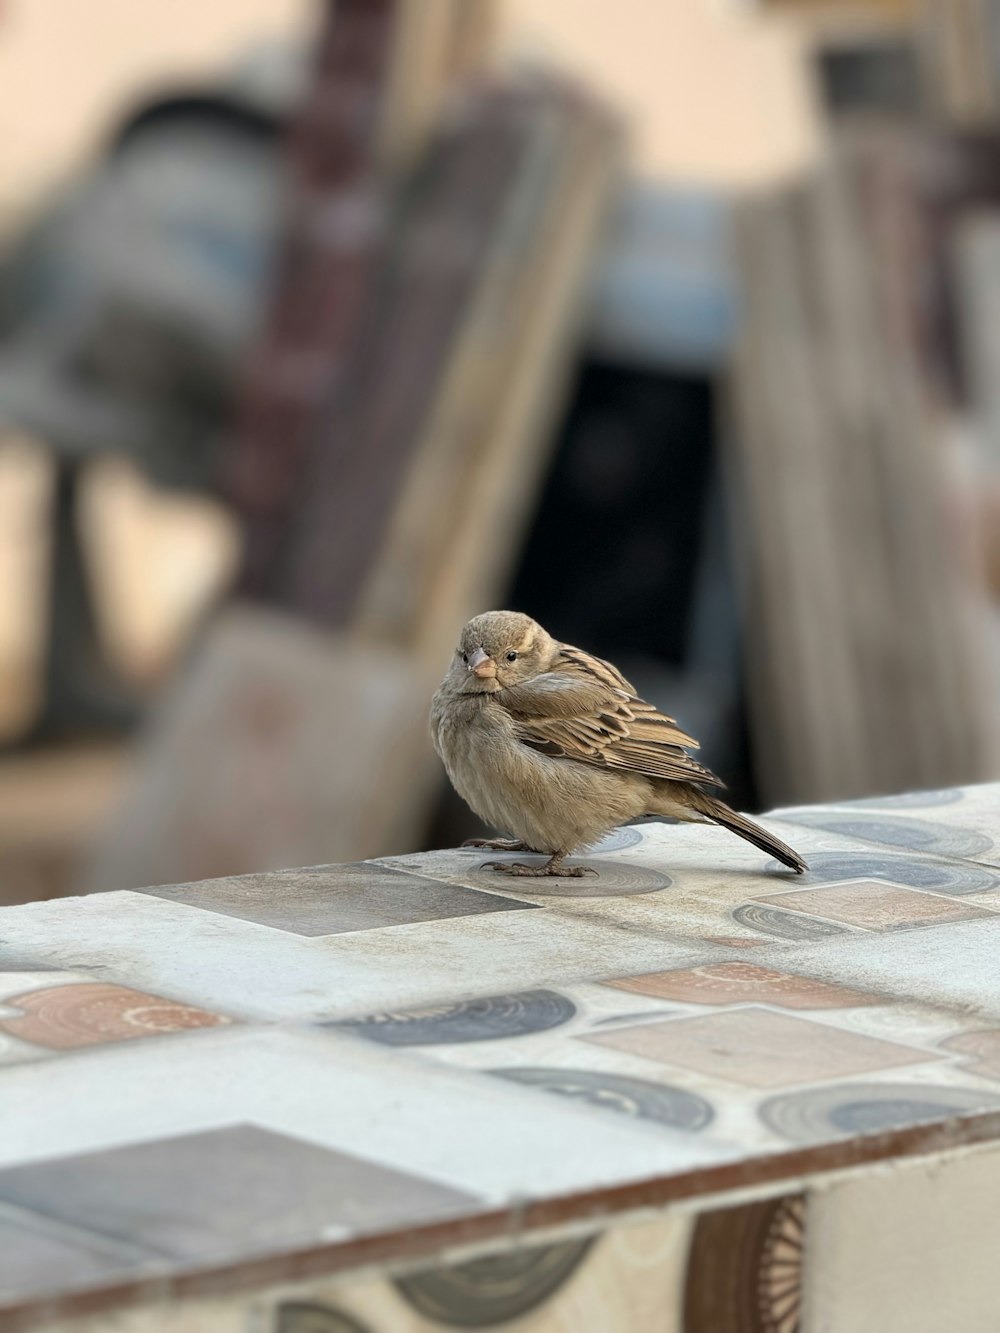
[480,860,599,879]
[461,837,528,851]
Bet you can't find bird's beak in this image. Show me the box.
[468,646,496,679]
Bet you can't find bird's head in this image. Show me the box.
[451,610,558,693]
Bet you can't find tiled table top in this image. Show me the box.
[3,782,1000,1327]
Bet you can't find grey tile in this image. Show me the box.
[394,1237,595,1325]
[138,863,536,936]
[0,1126,479,1262]
[773,849,999,896]
[0,956,63,972]
[0,1205,162,1301]
[759,1082,1000,1143]
[774,810,997,865]
[330,989,577,1046]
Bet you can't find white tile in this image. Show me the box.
[0,891,721,1021]
[0,1026,740,1199]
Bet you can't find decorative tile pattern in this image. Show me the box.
[776,811,995,860]
[758,1082,1000,1142]
[489,1067,714,1130]
[330,990,576,1046]
[731,903,851,941]
[296,1212,691,1333]
[779,853,999,895]
[393,1237,594,1326]
[448,860,671,898]
[604,963,877,1010]
[582,1009,937,1088]
[754,882,996,931]
[276,1304,372,1333]
[2,782,1000,1327]
[683,1194,805,1333]
[0,1126,478,1262]
[586,826,645,854]
[0,983,229,1052]
[139,862,536,936]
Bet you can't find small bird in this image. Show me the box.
[430,610,807,878]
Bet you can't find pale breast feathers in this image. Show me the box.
[497,646,722,788]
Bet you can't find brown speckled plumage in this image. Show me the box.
[430,611,807,878]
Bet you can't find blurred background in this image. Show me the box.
[1,0,999,905]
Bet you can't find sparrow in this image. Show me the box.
[430,610,807,878]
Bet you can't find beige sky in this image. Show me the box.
[0,0,315,228]
[0,0,819,233]
[498,0,820,185]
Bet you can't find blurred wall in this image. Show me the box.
[0,0,314,230]
[0,0,822,233]
[500,0,822,186]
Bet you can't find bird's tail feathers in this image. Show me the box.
[683,791,808,874]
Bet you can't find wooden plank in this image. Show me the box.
[354,89,622,656]
[728,132,1000,804]
[276,93,533,625]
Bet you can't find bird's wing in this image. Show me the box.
[498,646,722,788]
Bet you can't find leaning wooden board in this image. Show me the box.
[729,130,1000,806]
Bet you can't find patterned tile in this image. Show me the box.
[3,781,1000,1326]
[684,1194,805,1333]
[582,1008,938,1088]
[731,903,851,941]
[0,983,230,1052]
[394,1237,594,1325]
[329,990,576,1046]
[774,809,995,861]
[292,1211,691,1333]
[759,1082,1000,1142]
[0,1126,478,1261]
[276,1304,372,1333]
[781,852,999,896]
[139,862,536,936]
[441,859,672,898]
[754,881,996,931]
[604,963,877,1010]
[730,901,848,943]
[489,1067,714,1131]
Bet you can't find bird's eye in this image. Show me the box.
[460,651,468,663]
[506,651,518,662]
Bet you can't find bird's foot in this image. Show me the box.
[480,860,599,879]
[461,837,529,852]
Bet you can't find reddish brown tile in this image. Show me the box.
[605,963,877,1010]
[0,984,229,1052]
[755,881,995,932]
[582,1008,937,1088]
